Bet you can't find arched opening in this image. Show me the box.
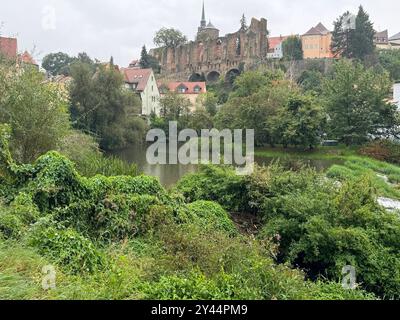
[206,71,220,83]
[226,68,240,84]
[189,72,204,82]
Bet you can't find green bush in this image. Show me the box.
[0,211,24,239]
[258,174,400,299]
[28,226,106,274]
[184,201,237,235]
[175,165,247,212]
[143,271,233,300]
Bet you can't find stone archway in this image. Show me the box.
[206,71,221,83]
[189,72,204,82]
[226,68,240,84]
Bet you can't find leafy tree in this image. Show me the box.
[282,36,303,61]
[153,28,187,48]
[269,93,327,149]
[69,60,144,150]
[42,52,74,76]
[187,109,214,134]
[76,52,94,65]
[0,65,70,163]
[297,69,324,93]
[378,49,400,82]
[159,92,191,129]
[323,59,398,145]
[200,92,218,116]
[215,70,292,146]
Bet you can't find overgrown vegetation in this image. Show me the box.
[0,124,379,300]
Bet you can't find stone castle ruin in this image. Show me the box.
[150,3,268,82]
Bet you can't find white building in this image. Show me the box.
[267,36,288,59]
[121,67,161,116]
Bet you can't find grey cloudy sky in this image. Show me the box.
[1,0,399,67]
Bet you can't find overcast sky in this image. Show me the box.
[1,0,399,67]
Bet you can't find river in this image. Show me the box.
[112,145,342,188]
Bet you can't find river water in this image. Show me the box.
[112,145,342,188]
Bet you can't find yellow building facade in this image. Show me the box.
[301,23,334,59]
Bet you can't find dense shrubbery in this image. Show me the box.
[0,127,379,300]
[175,163,400,299]
[175,165,247,212]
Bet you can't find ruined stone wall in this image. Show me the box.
[150,18,268,82]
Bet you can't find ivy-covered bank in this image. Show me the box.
[0,124,395,300]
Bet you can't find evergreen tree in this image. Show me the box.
[331,7,375,59]
[140,45,150,69]
[352,6,375,59]
[240,14,248,31]
[331,12,352,58]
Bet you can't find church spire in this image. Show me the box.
[200,1,206,28]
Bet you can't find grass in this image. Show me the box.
[327,156,400,199]
[255,145,359,160]
[255,145,400,200]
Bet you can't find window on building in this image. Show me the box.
[194,86,201,93]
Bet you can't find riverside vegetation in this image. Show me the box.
[1,14,400,298]
[0,124,389,300]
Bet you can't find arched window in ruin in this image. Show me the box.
[235,36,241,56]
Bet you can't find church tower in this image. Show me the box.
[197,1,219,41]
[199,1,206,30]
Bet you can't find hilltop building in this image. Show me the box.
[374,30,390,49]
[121,66,161,116]
[267,36,289,59]
[158,81,207,110]
[301,23,334,59]
[0,36,38,67]
[150,2,268,82]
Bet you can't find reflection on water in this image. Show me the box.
[112,145,343,188]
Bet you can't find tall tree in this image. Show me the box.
[139,45,161,73]
[42,52,74,76]
[0,65,70,162]
[331,12,354,58]
[282,36,303,61]
[323,60,397,145]
[69,62,142,150]
[153,28,187,48]
[269,93,326,149]
[140,45,151,68]
[331,7,375,59]
[352,6,376,59]
[240,14,248,31]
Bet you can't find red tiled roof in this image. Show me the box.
[121,68,152,91]
[0,37,17,59]
[159,82,207,94]
[19,51,37,65]
[268,36,289,50]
